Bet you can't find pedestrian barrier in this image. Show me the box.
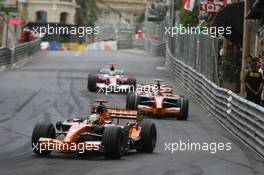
[0,38,41,67]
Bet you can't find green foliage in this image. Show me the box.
[179,6,199,27]
[86,0,100,27]
[177,0,199,26]
[77,0,100,27]
[175,0,182,10]
[136,12,145,24]
[0,0,8,15]
[221,51,242,82]
[0,0,16,15]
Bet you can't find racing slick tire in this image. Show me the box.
[32,121,56,156]
[177,97,189,120]
[137,120,157,153]
[102,126,125,159]
[127,77,136,92]
[126,93,138,109]
[87,74,97,92]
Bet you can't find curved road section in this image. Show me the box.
[0,50,263,175]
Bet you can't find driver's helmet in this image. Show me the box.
[157,82,161,91]
[97,105,106,114]
[88,113,100,124]
[110,65,115,71]
[109,65,115,75]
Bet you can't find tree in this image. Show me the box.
[0,0,6,14]
[136,12,145,24]
[76,0,100,27]
[178,0,199,26]
[0,0,15,15]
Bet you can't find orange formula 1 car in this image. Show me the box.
[87,64,136,93]
[126,79,189,120]
[31,100,157,159]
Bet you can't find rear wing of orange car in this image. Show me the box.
[107,108,139,120]
[90,106,140,120]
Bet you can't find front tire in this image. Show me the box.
[87,74,97,92]
[177,97,189,120]
[126,93,138,109]
[137,120,157,153]
[102,127,125,159]
[31,121,56,156]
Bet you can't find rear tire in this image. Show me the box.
[137,120,157,153]
[87,74,97,92]
[102,127,125,159]
[177,97,189,120]
[127,78,136,92]
[31,121,56,156]
[126,93,138,109]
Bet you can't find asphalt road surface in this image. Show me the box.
[0,50,263,175]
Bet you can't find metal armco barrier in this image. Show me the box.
[0,47,12,66]
[13,42,31,63]
[145,39,166,57]
[13,39,41,63]
[0,38,41,67]
[166,48,264,157]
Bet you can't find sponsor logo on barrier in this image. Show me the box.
[165,23,232,38]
